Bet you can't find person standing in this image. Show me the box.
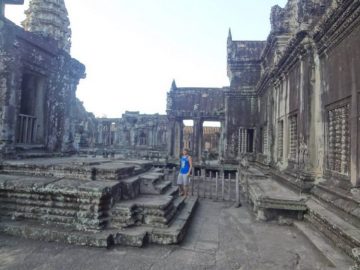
[177,148,192,197]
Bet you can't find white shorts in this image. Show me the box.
[177,173,190,185]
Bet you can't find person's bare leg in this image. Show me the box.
[183,185,188,197]
[179,185,184,196]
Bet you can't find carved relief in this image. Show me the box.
[277,120,284,160]
[239,128,247,154]
[289,114,298,161]
[327,103,350,175]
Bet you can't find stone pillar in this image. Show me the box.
[173,120,183,158]
[281,75,289,169]
[309,52,325,179]
[0,52,18,157]
[350,57,359,187]
[298,50,315,182]
[167,118,175,158]
[219,120,225,160]
[0,1,5,17]
[192,118,203,161]
[130,128,136,147]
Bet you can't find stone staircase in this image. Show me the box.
[0,157,198,248]
[304,180,360,261]
[248,165,357,268]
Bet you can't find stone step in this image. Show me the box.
[0,175,120,231]
[149,196,198,245]
[140,173,166,194]
[110,194,175,228]
[152,168,163,173]
[164,186,179,197]
[140,173,163,184]
[0,197,199,247]
[154,180,172,195]
[111,202,140,229]
[311,184,360,222]
[113,197,197,245]
[306,199,360,258]
[143,205,177,228]
[92,162,136,181]
[117,194,174,210]
[17,152,55,159]
[15,144,46,151]
[148,196,186,228]
[294,221,353,268]
[110,194,186,229]
[113,227,148,247]
[111,216,138,229]
[0,195,110,212]
[0,218,114,247]
[269,168,314,193]
[0,202,108,220]
[120,176,141,200]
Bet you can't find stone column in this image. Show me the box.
[167,118,175,158]
[192,118,203,161]
[0,51,19,157]
[173,120,183,158]
[0,1,5,17]
[130,128,136,147]
[350,57,359,187]
[309,52,325,179]
[219,120,225,160]
[282,76,289,169]
[298,49,315,183]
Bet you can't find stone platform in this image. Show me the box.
[0,157,198,247]
[1,157,153,181]
[240,166,307,221]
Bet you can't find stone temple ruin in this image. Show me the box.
[0,0,360,268]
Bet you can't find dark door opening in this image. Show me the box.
[16,73,46,144]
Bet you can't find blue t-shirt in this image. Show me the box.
[180,155,190,174]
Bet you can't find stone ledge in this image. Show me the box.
[0,219,113,248]
[306,199,360,258]
[294,221,353,268]
[242,168,307,221]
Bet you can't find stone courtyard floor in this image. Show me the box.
[0,199,337,270]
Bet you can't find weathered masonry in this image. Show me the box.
[166,81,226,161]
[0,0,85,157]
[254,0,360,189]
[167,0,360,267]
[95,112,168,154]
[167,0,360,189]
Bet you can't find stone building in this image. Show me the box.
[167,80,226,160]
[252,0,360,189]
[95,111,168,156]
[183,125,220,158]
[167,0,360,188]
[0,0,85,157]
[166,0,360,263]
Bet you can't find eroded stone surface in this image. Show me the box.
[0,200,350,270]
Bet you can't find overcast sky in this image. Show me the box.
[6,0,287,118]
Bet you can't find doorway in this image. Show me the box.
[16,73,46,144]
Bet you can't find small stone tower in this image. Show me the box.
[22,0,71,53]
